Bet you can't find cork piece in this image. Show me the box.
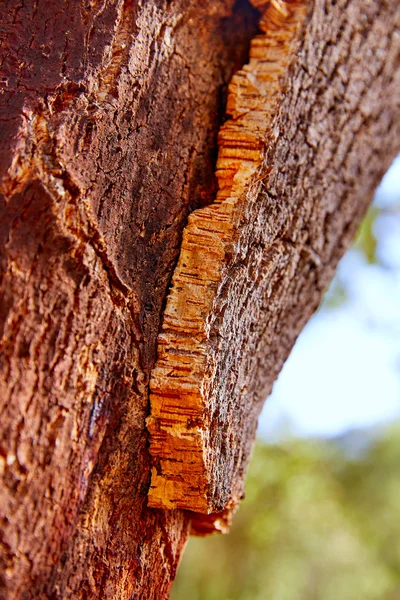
[147,1,308,520]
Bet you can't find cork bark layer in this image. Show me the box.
[1,0,399,597]
[148,0,308,520]
[147,0,400,528]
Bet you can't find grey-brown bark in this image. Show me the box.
[147,0,309,523]
[0,0,399,598]
[147,0,400,533]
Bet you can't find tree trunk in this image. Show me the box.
[0,0,398,598]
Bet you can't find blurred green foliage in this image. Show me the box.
[355,206,380,265]
[323,203,380,310]
[172,423,400,600]
[322,277,348,310]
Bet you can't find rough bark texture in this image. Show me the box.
[147,0,309,521]
[0,0,399,598]
[0,1,259,598]
[148,0,400,531]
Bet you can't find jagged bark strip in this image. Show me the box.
[147,0,309,517]
[147,0,400,532]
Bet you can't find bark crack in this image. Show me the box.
[147,0,309,524]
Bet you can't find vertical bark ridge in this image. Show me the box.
[147,0,309,524]
[147,0,400,537]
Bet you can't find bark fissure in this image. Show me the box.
[147,0,309,523]
[147,0,400,536]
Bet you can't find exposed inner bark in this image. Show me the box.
[148,0,308,521]
[148,0,400,533]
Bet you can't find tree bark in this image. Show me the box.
[147,0,400,533]
[147,0,310,526]
[0,0,399,598]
